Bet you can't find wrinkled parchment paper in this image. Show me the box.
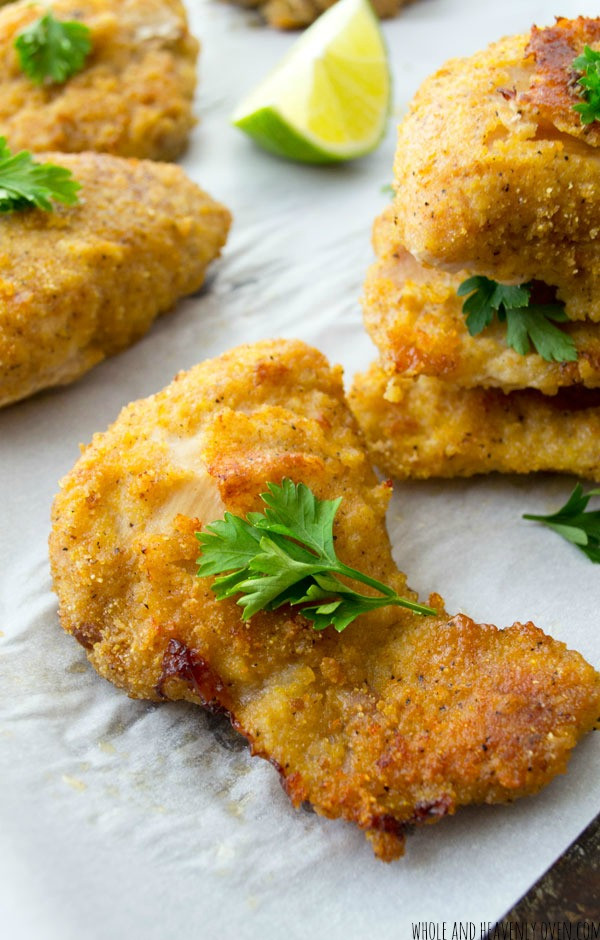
[1,1,599,936]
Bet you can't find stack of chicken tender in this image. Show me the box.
[350,16,600,482]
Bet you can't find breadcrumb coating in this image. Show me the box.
[364,210,600,394]
[224,0,413,30]
[521,17,600,147]
[0,151,231,407]
[50,339,600,861]
[393,17,600,322]
[350,362,600,481]
[0,0,198,160]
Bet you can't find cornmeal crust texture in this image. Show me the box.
[0,0,198,160]
[393,17,600,322]
[224,0,413,30]
[0,151,231,407]
[361,17,600,481]
[50,339,600,861]
[365,211,600,395]
[350,364,600,482]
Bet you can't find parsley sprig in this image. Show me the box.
[457,276,577,363]
[572,46,600,125]
[15,12,91,86]
[196,479,435,632]
[0,138,80,212]
[523,484,600,563]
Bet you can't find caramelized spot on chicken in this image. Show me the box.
[521,17,600,146]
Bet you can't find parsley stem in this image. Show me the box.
[334,563,436,615]
[388,597,437,615]
[334,562,397,597]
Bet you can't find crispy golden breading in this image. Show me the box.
[350,362,600,481]
[365,211,600,394]
[0,0,198,160]
[521,17,600,147]
[50,339,600,861]
[0,152,230,407]
[224,0,412,30]
[392,18,600,322]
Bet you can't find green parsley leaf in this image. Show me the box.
[15,12,91,86]
[504,306,576,361]
[194,512,262,598]
[572,45,600,125]
[457,276,577,363]
[196,478,436,632]
[0,137,80,213]
[523,484,600,563]
[457,276,499,333]
[297,579,414,632]
[252,478,341,561]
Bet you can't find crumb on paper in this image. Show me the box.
[62,774,87,792]
[98,739,117,755]
[215,841,236,872]
[226,799,246,819]
[68,661,88,674]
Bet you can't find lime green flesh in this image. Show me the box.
[235,108,346,164]
[232,0,391,164]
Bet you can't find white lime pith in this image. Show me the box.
[231,0,391,164]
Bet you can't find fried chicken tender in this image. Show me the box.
[350,363,600,481]
[224,0,412,30]
[0,0,198,160]
[49,340,600,861]
[0,152,230,407]
[393,17,600,322]
[365,210,600,395]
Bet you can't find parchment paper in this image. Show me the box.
[1,1,599,937]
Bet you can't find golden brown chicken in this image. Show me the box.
[365,210,600,395]
[0,151,231,407]
[350,364,600,481]
[392,17,600,322]
[0,0,198,160]
[358,17,600,483]
[50,339,600,861]
[224,0,412,30]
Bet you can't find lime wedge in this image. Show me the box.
[231,0,391,164]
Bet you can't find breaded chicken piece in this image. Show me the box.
[350,362,600,481]
[225,0,412,30]
[0,0,198,160]
[0,152,230,407]
[393,17,600,322]
[366,211,600,395]
[49,340,600,861]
